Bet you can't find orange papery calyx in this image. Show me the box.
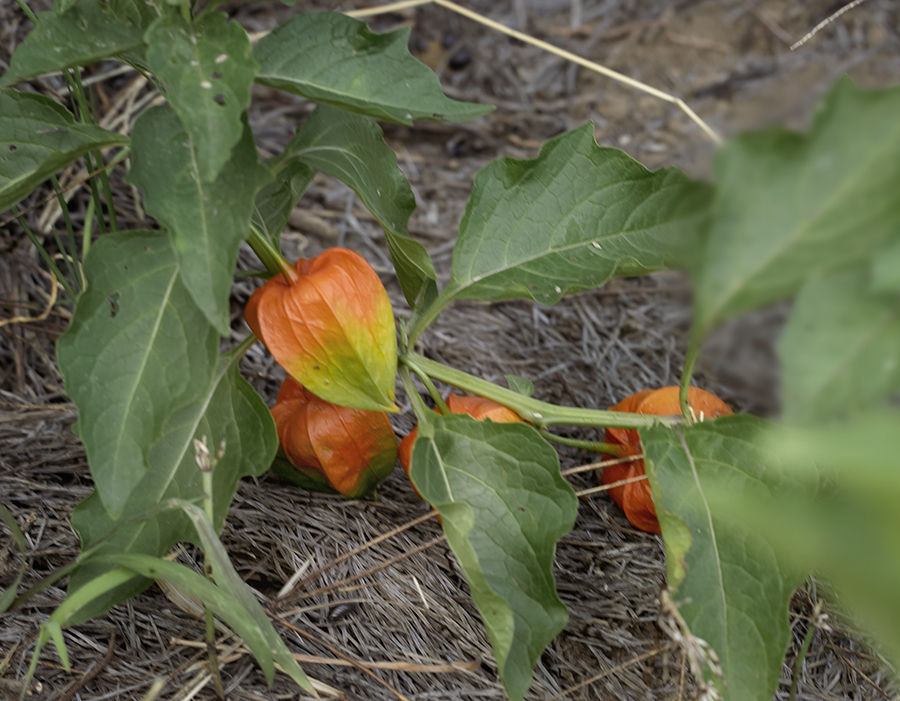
[399,393,525,497]
[246,247,398,413]
[271,377,398,499]
[600,386,733,534]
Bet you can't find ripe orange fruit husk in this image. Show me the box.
[272,377,398,498]
[601,386,732,534]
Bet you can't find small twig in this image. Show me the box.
[55,631,116,701]
[576,474,647,498]
[561,453,643,477]
[548,645,670,700]
[791,0,869,50]
[0,273,58,328]
[271,616,414,701]
[272,511,439,608]
[299,535,447,601]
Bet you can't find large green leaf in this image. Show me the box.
[66,353,277,624]
[0,88,129,211]
[0,0,147,86]
[127,105,271,336]
[642,416,814,701]
[443,123,710,306]
[253,12,491,125]
[409,416,577,701]
[145,11,258,183]
[281,104,435,306]
[693,77,900,335]
[57,231,218,519]
[717,413,900,669]
[779,270,900,423]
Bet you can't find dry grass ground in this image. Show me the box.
[2,0,900,699]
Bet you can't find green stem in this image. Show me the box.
[399,365,431,424]
[539,430,629,456]
[14,0,38,25]
[15,209,77,300]
[246,225,298,284]
[410,366,450,415]
[50,175,82,292]
[679,329,703,421]
[403,351,681,430]
[788,612,818,701]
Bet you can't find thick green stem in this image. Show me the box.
[246,226,298,284]
[15,0,38,25]
[403,351,681,430]
[399,365,431,424]
[410,366,450,415]
[679,330,704,421]
[539,430,629,456]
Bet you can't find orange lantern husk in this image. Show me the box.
[600,386,732,534]
[246,247,398,413]
[272,377,398,498]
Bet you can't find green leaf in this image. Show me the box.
[281,103,435,305]
[178,502,314,691]
[747,414,900,668]
[693,77,900,334]
[505,375,534,397]
[252,159,315,247]
[127,105,271,336]
[0,0,147,86]
[779,270,900,423]
[642,416,814,701]
[872,241,900,293]
[66,352,277,623]
[443,123,710,305]
[0,504,27,613]
[254,12,492,125]
[0,88,129,211]
[409,416,577,701]
[145,11,258,183]
[57,231,218,519]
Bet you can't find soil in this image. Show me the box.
[2,1,900,700]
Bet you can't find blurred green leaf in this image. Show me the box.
[281,104,435,306]
[739,413,900,667]
[127,105,270,336]
[145,11,257,183]
[252,159,315,247]
[254,12,491,125]
[0,504,27,613]
[0,89,129,211]
[642,416,815,701]
[872,241,900,293]
[693,77,900,335]
[409,416,577,701]
[443,123,710,306]
[0,0,148,86]
[779,269,900,423]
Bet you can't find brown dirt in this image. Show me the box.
[2,1,900,700]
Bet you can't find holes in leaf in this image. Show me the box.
[214,94,226,105]
[108,293,120,318]
[9,144,16,151]
[211,71,222,80]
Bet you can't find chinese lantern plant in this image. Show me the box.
[2,1,900,700]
